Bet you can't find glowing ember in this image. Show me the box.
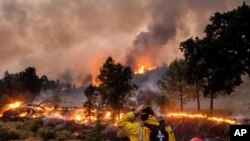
[19,112,28,117]
[167,112,238,125]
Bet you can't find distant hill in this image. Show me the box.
[132,66,168,104]
[132,65,167,87]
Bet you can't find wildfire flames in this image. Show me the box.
[0,101,115,125]
[135,65,155,74]
[0,101,239,126]
[0,101,23,117]
[167,112,239,125]
[7,101,23,109]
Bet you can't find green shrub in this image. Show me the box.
[9,129,30,139]
[84,120,106,141]
[27,118,44,133]
[15,122,24,130]
[38,127,56,141]
[56,130,72,141]
[0,125,20,141]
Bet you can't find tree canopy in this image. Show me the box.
[180,37,205,111]
[97,57,137,117]
[0,67,72,104]
[179,3,250,111]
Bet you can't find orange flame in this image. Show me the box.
[137,66,145,74]
[0,101,23,117]
[0,101,238,126]
[75,115,82,121]
[7,101,23,110]
[135,65,155,74]
[167,112,238,125]
[19,112,28,117]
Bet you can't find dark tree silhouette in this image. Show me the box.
[156,95,170,117]
[158,59,195,111]
[19,67,41,94]
[179,3,250,112]
[180,38,205,111]
[0,67,69,104]
[40,75,61,91]
[83,84,99,124]
[97,57,137,120]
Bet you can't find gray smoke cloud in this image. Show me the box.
[126,0,248,68]
[0,0,149,82]
[0,0,248,84]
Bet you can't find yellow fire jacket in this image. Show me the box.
[117,112,175,141]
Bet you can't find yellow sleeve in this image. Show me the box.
[117,112,140,135]
[165,126,176,141]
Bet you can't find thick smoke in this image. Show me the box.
[126,0,248,69]
[0,0,248,85]
[0,0,149,82]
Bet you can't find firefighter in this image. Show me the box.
[117,105,175,141]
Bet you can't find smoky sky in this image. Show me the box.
[0,0,248,84]
[126,0,249,68]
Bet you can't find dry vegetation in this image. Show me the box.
[1,114,247,141]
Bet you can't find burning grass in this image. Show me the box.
[167,112,238,125]
[0,101,245,141]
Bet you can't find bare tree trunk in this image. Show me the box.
[118,108,121,120]
[88,108,91,124]
[164,109,166,119]
[179,81,184,111]
[210,94,214,114]
[180,92,183,111]
[196,81,200,111]
[112,110,116,123]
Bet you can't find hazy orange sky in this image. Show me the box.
[0,0,248,84]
